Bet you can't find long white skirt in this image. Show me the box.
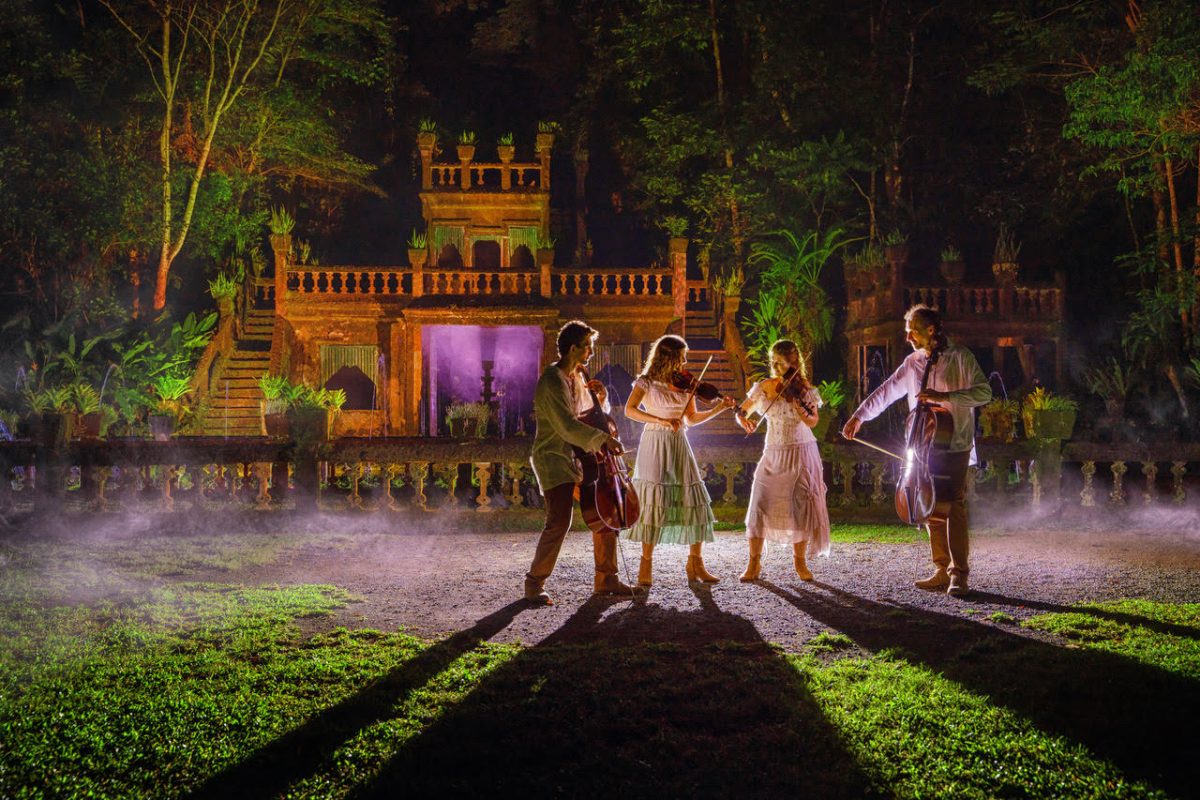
[744,441,831,556]
[621,427,715,545]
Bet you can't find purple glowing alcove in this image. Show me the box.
[421,325,543,436]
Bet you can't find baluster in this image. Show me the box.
[1080,460,1095,506]
[410,461,430,511]
[1140,461,1157,504]
[384,463,403,510]
[92,466,113,512]
[253,462,272,509]
[346,462,364,509]
[837,461,855,507]
[1109,460,1127,505]
[869,463,887,505]
[474,462,493,512]
[1171,461,1187,504]
[714,462,741,505]
[505,461,526,508]
[162,465,179,511]
[1029,459,1041,506]
[435,462,459,508]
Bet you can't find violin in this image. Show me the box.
[776,367,817,417]
[894,340,955,526]
[572,367,641,533]
[668,370,750,426]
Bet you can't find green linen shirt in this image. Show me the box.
[529,363,611,492]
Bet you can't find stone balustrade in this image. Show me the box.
[286,266,412,297]
[3,438,1196,518]
[550,267,673,297]
[903,285,1063,320]
[429,161,545,191]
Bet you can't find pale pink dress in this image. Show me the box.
[743,382,831,556]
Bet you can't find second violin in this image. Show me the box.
[668,368,751,426]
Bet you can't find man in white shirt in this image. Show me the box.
[842,305,991,596]
[524,320,633,605]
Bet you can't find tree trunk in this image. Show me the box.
[155,12,175,311]
[709,0,745,274]
[1165,363,1189,419]
[1164,153,1188,332]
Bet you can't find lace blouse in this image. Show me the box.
[746,381,823,447]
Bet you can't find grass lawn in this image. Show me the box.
[1,527,1196,798]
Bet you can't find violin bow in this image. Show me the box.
[676,355,713,423]
[744,365,803,436]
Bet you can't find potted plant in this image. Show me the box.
[258,374,293,437]
[1082,357,1133,437]
[287,386,346,445]
[150,375,192,441]
[978,398,1019,442]
[72,383,104,439]
[208,270,240,317]
[992,224,1021,284]
[535,234,556,267]
[814,379,847,441]
[25,386,74,447]
[445,401,471,438]
[535,120,556,153]
[496,132,515,163]
[407,229,429,268]
[466,401,492,438]
[417,117,438,150]
[938,245,965,285]
[883,230,909,266]
[456,130,477,162]
[1021,387,1078,440]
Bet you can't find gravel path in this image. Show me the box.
[213,511,1200,653]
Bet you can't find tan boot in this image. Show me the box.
[523,578,553,606]
[638,542,654,586]
[594,572,634,596]
[741,538,764,582]
[793,546,813,581]
[914,569,950,591]
[686,554,720,584]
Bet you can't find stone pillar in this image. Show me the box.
[669,236,688,322]
[538,247,554,297]
[535,132,555,191]
[417,132,436,190]
[269,233,291,317]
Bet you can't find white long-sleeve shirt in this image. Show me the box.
[849,340,991,463]
[529,365,612,492]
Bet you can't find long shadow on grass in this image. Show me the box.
[758,579,1199,796]
[186,600,531,799]
[354,587,878,798]
[968,590,1200,640]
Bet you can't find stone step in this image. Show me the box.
[208,398,262,410]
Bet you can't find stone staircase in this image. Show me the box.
[202,307,274,436]
[684,299,749,439]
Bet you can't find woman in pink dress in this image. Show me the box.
[737,339,831,581]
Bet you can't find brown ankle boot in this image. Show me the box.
[739,555,762,582]
[594,572,634,596]
[638,556,653,586]
[914,569,950,591]
[686,554,720,583]
[794,551,813,581]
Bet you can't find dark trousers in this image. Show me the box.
[927,449,971,577]
[525,482,618,589]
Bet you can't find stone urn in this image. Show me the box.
[992,261,1020,284]
[408,247,428,268]
[938,260,966,285]
[456,143,476,162]
[884,243,909,266]
[496,144,515,163]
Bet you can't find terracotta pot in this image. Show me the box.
[263,412,289,438]
[938,260,965,285]
[77,412,104,440]
[992,261,1020,284]
[1027,408,1076,441]
[408,248,428,268]
[456,144,476,162]
[496,145,515,163]
[884,243,909,265]
[148,414,175,442]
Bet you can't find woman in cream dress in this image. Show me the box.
[621,335,735,585]
[737,339,831,581]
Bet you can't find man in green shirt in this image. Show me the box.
[525,320,633,605]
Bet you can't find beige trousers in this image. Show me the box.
[926,449,971,577]
[525,482,618,590]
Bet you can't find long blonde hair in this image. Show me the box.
[641,335,687,382]
[769,339,812,393]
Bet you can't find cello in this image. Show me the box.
[572,367,641,533]
[894,339,955,525]
[846,340,954,526]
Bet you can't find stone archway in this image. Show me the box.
[473,240,501,270]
